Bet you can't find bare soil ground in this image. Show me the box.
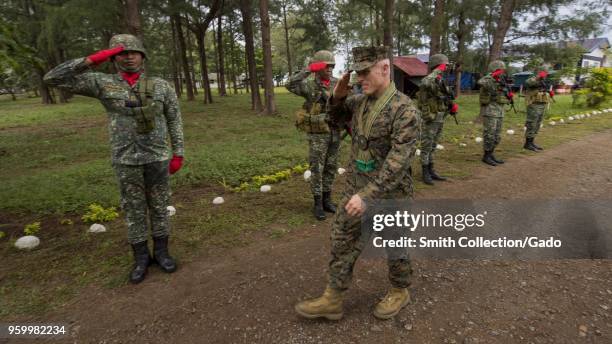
[6,131,612,344]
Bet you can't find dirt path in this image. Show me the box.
[10,131,612,344]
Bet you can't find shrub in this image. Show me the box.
[81,203,119,223]
[24,222,41,235]
[575,67,612,107]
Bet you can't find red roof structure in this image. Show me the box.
[393,56,429,77]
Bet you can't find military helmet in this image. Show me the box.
[488,60,506,72]
[109,34,147,58]
[312,50,335,65]
[429,54,449,69]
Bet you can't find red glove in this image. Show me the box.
[169,155,183,175]
[491,69,505,80]
[308,61,327,73]
[537,71,548,79]
[507,91,514,99]
[450,103,458,114]
[87,46,124,65]
[549,90,554,97]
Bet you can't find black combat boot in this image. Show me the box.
[490,149,505,164]
[532,139,543,150]
[428,163,447,181]
[313,195,326,220]
[322,191,337,213]
[421,165,434,185]
[523,137,538,152]
[482,151,497,166]
[130,241,152,284]
[153,235,177,273]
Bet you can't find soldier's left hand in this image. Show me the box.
[169,155,184,175]
[345,194,366,217]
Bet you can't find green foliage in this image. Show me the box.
[230,163,309,191]
[81,204,119,224]
[0,231,5,239]
[24,222,41,236]
[575,68,612,106]
[60,219,74,225]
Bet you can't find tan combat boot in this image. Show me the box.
[295,286,344,320]
[373,287,411,320]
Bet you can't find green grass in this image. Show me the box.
[0,88,611,319]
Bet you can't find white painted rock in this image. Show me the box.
[212,197,224,205]
[15,235,40,250]
[523,126,527,131]
[415,149,421,156]
[568,116,574,121]
[540,123,544,128]
[260,185,271,192]
[459,143,467,147]
[88,223,107,233]
[475,137,483,143]
[506,129,515,135]
[303,170,312,181]
[586,114,591,118]
[559,119,565,123]
[337,168,346,175]
[167,206,176,216]
[549,121,556,126]
[436,144,444,150]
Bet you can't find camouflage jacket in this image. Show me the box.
[287,69,339,129]
[478,74,508,118]
[328,84,421,201]
[417,69,452,122]
[44,58,184,165]
[524,76,551,105]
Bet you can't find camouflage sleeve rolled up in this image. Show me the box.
[43,58,102,98]
[286,69,313,98]
[357,101,421,200]
[162,81,185,157]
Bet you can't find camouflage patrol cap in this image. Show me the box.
[429,54,449,69]
[109,34,147,58]
[312,50,335,65]
[349,46,391,72]
[488,60,506,72]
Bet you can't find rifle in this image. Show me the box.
[540,79,556,103]
[500,74,517,114]
[438,67,459,124]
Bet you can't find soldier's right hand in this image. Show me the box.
[333,72,351,100]
[86,46,125,66]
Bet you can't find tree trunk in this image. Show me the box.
[259,0,276,115]
[125,0,142,39]
[228,15,239,95]
[173,14,194,101]
[454,8,467,97]
[239,0,262,111]
[195,28,213,104]
[216,16,227,96]
[488,0,516,63]
[383,0,394,79]
[170,17,181,97]
[281,1,292,76]
[375,8,381,46]
[37,68,55,104]
[185,28,198,95]
[429,0,445,57]
[396,10,401,55]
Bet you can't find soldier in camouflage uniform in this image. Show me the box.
[44,34,184,284]
[287,50,340,220]
[417,54,458,185]
[523,65,554,151]
[478,60,514,166]
[295,46,421,321]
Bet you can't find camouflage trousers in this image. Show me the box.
[525,103,546,139]
[308,131,341,196]
[420,120,444,165]
[483,116,503,152]
[113,160,170,244]
[328,194,412,291]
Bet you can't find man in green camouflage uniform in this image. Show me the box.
[287,50,340,220]
[523,66,553,151]
[478,60,513,166]
[44,34,184,284]
[295,46,421,321]
[417,53,458,185]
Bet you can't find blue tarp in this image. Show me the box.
[445,72,476,90]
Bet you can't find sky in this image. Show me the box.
[331,1,612,77]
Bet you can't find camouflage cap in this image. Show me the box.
[429,54,449,69]
[349,46,391,72]
[109,34,147,58]
[488,60,506,72]
[313,50,335,65]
